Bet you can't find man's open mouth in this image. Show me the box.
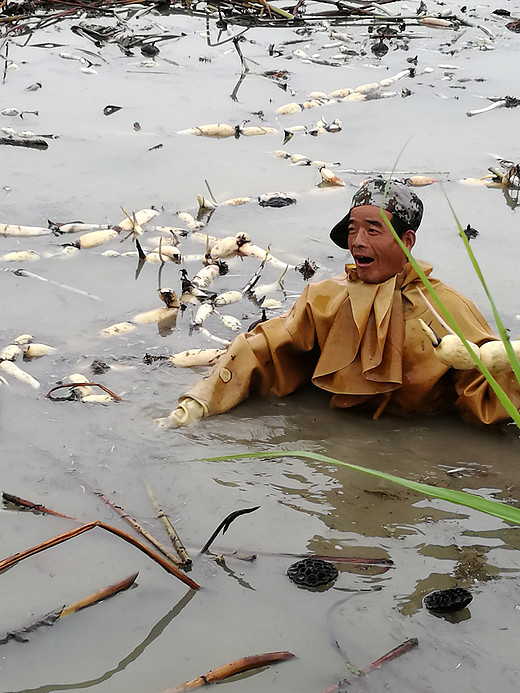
[354,255,374,266]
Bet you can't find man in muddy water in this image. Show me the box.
[156,178,520,429]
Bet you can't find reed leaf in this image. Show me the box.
[200,451,520,525]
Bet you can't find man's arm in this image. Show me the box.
[156,285,321,428]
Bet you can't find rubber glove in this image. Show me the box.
[155,396,207,429]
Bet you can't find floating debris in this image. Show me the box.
[258,192,297,207]
[287,558,338,588]
[423,587,473,613]
[178,123,278,138]
[167,348,225,368]
[467,95,520,117]
[319,166,345,186]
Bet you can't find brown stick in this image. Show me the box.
[359,637,418,675]
[145,481,192,566]
[45,382,123,401]
[159,651,295,692]
[82,480,184,568]
[2,492,76,520]
[320,637,418,693]
[60,572,138,617]
[0,521,200,590]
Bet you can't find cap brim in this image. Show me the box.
[329,211,351,249]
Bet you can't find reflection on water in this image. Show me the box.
[12,590,196,693]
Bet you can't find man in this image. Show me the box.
[157,178,520,428]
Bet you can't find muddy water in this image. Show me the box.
[1,2,520,692]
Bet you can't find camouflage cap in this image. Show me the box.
[330,178,424,249]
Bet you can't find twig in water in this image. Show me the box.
[359,637,418,675]
[60,571,138,617]
[2,491,76,519]
[45,382,123,401]
[0,520,200,589]
[145,481,192,566]
[321,637,419,693]
[81,480,185,568]
[0,572,137,646]
[5,267,101,301]
[200,506,260,554]
[158,651,294,692]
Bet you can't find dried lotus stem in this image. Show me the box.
[2,492,76,519]
[60,572,138,617]
[0,520,200,589]
[82,481,184,568]
[45,382,123,401]
[159,651,294,692]
[144,482,191,566]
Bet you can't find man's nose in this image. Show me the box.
[352,229,369,247]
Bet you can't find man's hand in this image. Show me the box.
[155,397,206,429]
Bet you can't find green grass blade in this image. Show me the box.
[199,450,520,525]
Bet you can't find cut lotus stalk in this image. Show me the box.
[100,321,137,337]
[0,344,22,361]
[479,339,520,375]
[343,92,366,102]
[147,247,181,263]
[192,263,220,290]
[177,212,204,230]
[329,88,353,98]
[78,229,119,249]
[215,312,242,331]
[0,224,51,237]
[45,382,123,401]
[118,207,159,234]
[13,334,33,345]
[1,250,39,261]
[68,373,95,398]
[419,319,480,369]
[56,223,111,234]
[196,327,232,347]
[23,343,54,360]
[420,16,453,27]
[178,123,237,138]
[133,306,179,325]
[193,303,214,326]
[354,82,380,94]
[405,176,437,186]
[214,290,243,306]
[168,348,225,367]
[466,100,506,118]
[0,360,40,389]
[275,102,303,116]
[220,197,253,206]
[240,126,278,136]
[319,167,345,186]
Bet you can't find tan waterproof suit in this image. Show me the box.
[184,262,520,425]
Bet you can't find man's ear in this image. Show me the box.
[402,229,416,250]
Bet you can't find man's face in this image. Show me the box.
[347,205,415,284]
